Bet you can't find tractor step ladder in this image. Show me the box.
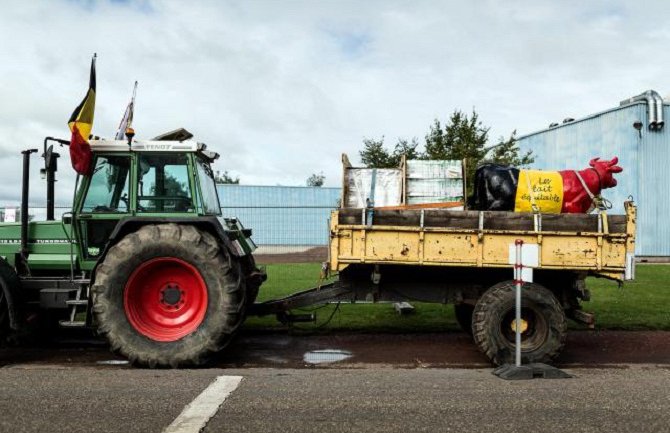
[59,282,89,328]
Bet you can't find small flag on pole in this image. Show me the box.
[115,81,137,140]
[67,54,96,175]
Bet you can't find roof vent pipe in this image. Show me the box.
[620,90,663,131]
[653,92,664,130]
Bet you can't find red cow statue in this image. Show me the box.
[468,157,623,213]
[559,157,623,213]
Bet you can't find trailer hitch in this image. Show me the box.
[248,282,352,316]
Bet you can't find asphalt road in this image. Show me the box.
[1,331,670,432]
[1,366,670,433]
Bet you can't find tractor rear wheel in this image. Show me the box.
[0,260,20,343]
[0,287,9,342]
[472,281,566,366]
[92,224,246,367]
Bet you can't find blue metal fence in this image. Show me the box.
[1,185,343,265]
[218,185,341,246]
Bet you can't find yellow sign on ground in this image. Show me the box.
[514,170,564,213]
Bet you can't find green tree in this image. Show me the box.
[486,130,534,167]
[214,170,239,184]
[306,172,325,187]
[424,110,489,161]
[359,137,420,168]
[359,137,394,168]
[424,110,490,195]
[392,138,420,165]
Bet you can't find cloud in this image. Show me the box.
[0,0,669,206]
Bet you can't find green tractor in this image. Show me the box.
[0,131,265,367]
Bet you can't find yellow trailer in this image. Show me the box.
[330,201,636,282]
[255,202,636,366]
[324,201,637,365]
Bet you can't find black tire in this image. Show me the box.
[0,260,20,342]
[0,283,10,342]
[472,281,567,366]
[453,303,474,335]
[92,224,246,368]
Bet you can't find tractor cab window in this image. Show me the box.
[137,154,194,213]
[82,155,130,213]
[196,158,221,215]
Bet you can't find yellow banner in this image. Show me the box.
[514,170,564,213]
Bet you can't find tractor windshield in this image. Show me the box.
[195,158,221,215]
[137,154,194,213]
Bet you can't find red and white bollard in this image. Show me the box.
[514,239,523,368]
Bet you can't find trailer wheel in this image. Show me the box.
[453,303,474,335]
[472,281,566,366]
[92,224,246,367]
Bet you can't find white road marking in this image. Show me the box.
[164,375,243,433]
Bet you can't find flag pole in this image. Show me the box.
[115,81,138,143]
[126,81,138,146]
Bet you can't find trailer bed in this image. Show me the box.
[329,202,636,281]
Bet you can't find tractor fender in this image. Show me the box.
[0,257,22,330]
[90,217,242,284]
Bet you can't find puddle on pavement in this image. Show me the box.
[262,356,290,364]
[96,360,129,366]
[303,349,353,365]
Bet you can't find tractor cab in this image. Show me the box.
[72,139,236,266]
[78,139,220,215]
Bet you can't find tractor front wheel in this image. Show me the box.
[92,224,246,367]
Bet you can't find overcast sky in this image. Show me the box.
[0,0,668,205]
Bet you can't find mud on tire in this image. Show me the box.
[92,224,246,367]
[472,280,567,366]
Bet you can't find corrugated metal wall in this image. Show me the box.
[517,102,669,256]
[217,185,341,246]
[636,104,670,256]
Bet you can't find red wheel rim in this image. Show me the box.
[124,257,208,342]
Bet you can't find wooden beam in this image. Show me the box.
[338,208,627,233]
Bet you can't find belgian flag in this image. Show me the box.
[68,55,96,175]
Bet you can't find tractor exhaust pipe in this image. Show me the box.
[42,137,67,221]
[20,149,38,269]
[46,161,55,221]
